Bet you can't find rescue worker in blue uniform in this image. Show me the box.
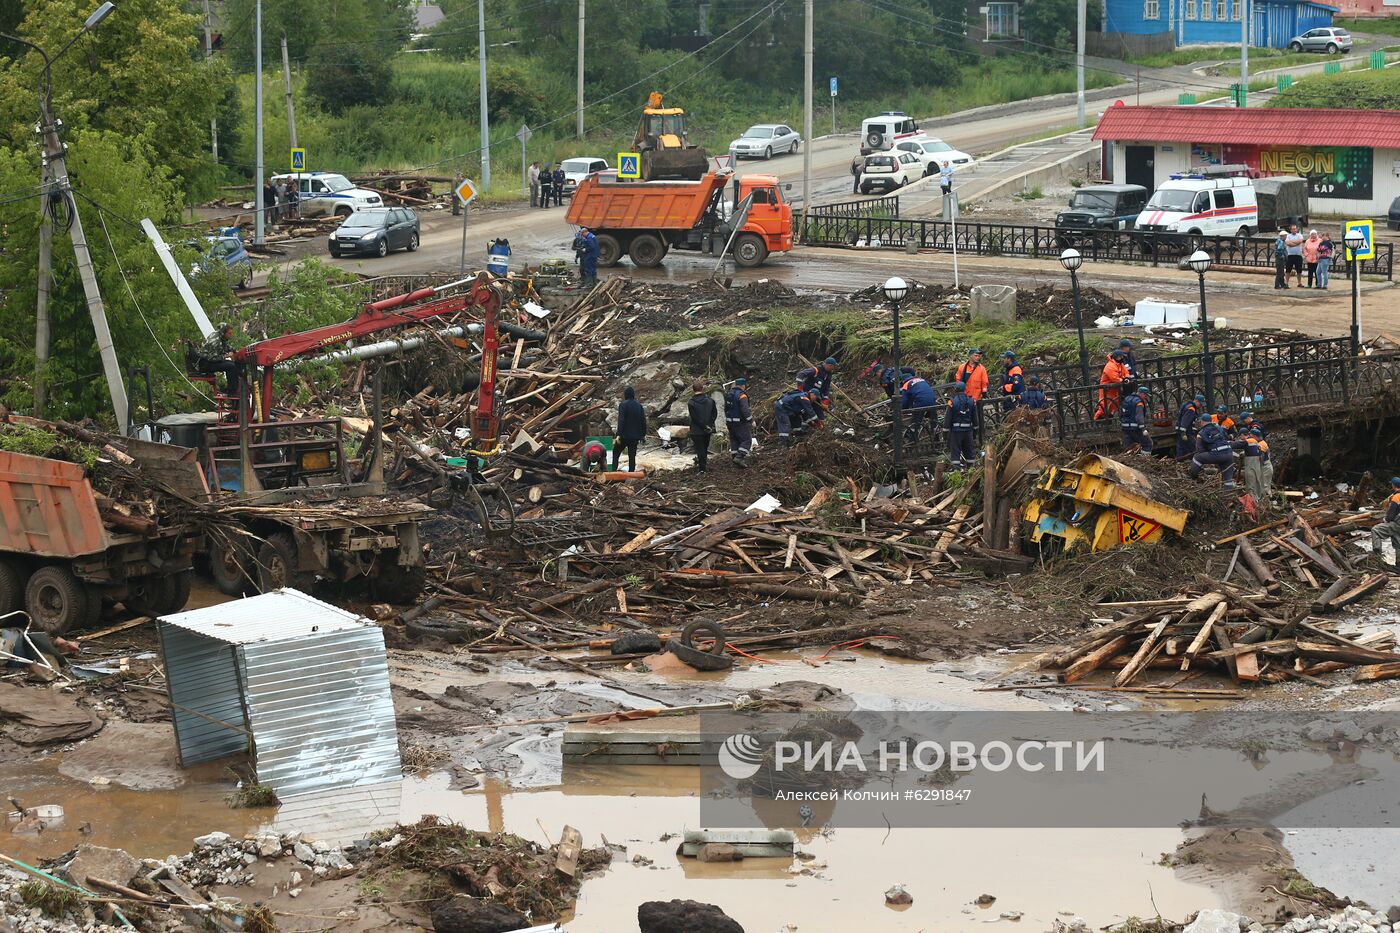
[900,370,938,443]
[944,380,979,468]
[1019,375,1050,410]
[797,358,838,411]
[1236,410,1265,439]
[1188,416,1236,488]
[774,389,817,447]
[1211,406,1237,437]
[999,351,1025,411]
[724,377,753,466]
[1176,393,1206,459]
[1119,386,1152,453]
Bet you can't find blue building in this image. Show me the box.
[1101,0,1337,50]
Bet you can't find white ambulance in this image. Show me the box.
[1134,166,1259,242]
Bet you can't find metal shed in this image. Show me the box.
[157,589,401,797]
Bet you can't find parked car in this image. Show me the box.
[273,171,383,218]
[328,207,420,258]
[895,137,975,174]
[190,234,253,289]
[860,111,921,155]
[1054,184,1148,247]
[560,157,609,197]
[1389,195,1400,231]
[1288,27,1352,53]
[859,151,921,194]
[727,124,801,160]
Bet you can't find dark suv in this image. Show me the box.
[1054,184,1147,247]
[329,207,420,258]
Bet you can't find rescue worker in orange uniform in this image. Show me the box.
[1370,477,1400,572]
[953,349,989,401]
[1094,350,1131,420]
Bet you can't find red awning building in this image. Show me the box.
[1093,105,1400,215]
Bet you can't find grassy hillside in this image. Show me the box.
[1267,64,1400,108]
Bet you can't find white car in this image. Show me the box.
[859,151,921,194]
[559,157,608,197]
[727,124,801,160]
[895,138,974,174]
[271,172,382,219]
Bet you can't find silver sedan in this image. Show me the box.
[727,124,801,160]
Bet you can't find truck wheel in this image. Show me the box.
[25,565,89,636]
[126,571,193,617]
[733,233,769,268]
[375,560,426,604]
[0,559,24,617]
[596,234,623,267]
[255,532,316,593]
[210,537,255,595]
[629,234,667,268]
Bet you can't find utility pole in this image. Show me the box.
[281,36,297,148]
[1076,0,1086,127]
[801,0,812,225]
[1240,0,1249,107]
[35,159,52,416]
[478,0,491,190]
[254,0,264,246]
[40,103,129,428]
[202,0,217,161]
[576,0,585,139]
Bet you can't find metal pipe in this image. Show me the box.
[297,323,484,367]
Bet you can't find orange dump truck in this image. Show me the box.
[564,171,792,268]
[0,437,203,634]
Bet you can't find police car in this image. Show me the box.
[271,171,382,219]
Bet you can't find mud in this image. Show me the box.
[56,720,187,791]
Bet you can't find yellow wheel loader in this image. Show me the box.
[634,92,709,181]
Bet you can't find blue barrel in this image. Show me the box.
[486,238,511,277]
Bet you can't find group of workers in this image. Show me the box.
[1178,400,1274,503]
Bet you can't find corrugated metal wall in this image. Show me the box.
[240,626,401,797]
[160,625,249,765]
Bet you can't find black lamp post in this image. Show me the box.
[1187,249,1213,411]
[1344,228,1366,361]
[884,275,908,473]
[1059,248,1090,387]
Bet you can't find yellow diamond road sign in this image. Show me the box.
[618,152,641,180]
[455,177,478,206]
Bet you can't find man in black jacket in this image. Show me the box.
[613,386,646,471]
[687,378,717,473]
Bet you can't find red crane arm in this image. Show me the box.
[236,275,503,367]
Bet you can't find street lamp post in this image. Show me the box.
[1187,250,1214,411]
[884,276,909,474]
[1059,248,1090,387]
[1344,228,1365,361]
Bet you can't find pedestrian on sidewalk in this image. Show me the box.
[552,165,566,206]
[274,179,289,225]
[539,164,553,209]
[528,161,540,207]
[1317,231,1333,289]
[613,386,646,472]
[687,378,717,473]
[263,178,278,226]
[1285,224,1306,288]
[851,154,862,195]
[286,181,299,222]
[939,161,954,196]
[1273,230,1289,290]
[1304,229,1321,288]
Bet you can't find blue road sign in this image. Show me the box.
[290,147,306,172]
[829,76,838,97]
[618,152,641,179]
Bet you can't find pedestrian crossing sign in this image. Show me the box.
[290,148,306,171]
[618,152,641,180]
[1345,219,1374,261]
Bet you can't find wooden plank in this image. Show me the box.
[1352,662,1400,683]
[1062,634,1132,684]
[1114,616,1171,687]
[1234,651,1260,682]
[76,616,152,642]
[1180,601,1228,671]
[556,825,584,877]
[784,534,797,570]
[726,540,766,575]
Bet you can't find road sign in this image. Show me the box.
[618,152,641,180]
[290,147,306,171]
[516,124,533,143]
[829,76,838,97]
[1118,510,1161,544]
[1346,219,1374,261]
[455,177,479,206]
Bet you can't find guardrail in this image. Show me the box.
[799,203,1394,280]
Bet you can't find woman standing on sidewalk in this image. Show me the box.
[1303,229,1321,288]
[1316,232,1334,290]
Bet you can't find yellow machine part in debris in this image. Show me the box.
[1022,454,1189,554]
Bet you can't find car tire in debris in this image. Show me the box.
[374,559,426,604]
[629,233,667,268]
[24,565,90,636]
[405,617,473,644]
[407,232,420,252]
[667,620,733,671]
[733,233,769,268]
[254,532,316,593]
[612,631,663,655]
[596,234,623,267]
[0,558,24,617]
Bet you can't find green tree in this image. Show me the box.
[0,0,229,199]
[1021,0,1101,51]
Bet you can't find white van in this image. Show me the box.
[272,171,383,218]
[860,112,924,155]
[1135,170,1258,241]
